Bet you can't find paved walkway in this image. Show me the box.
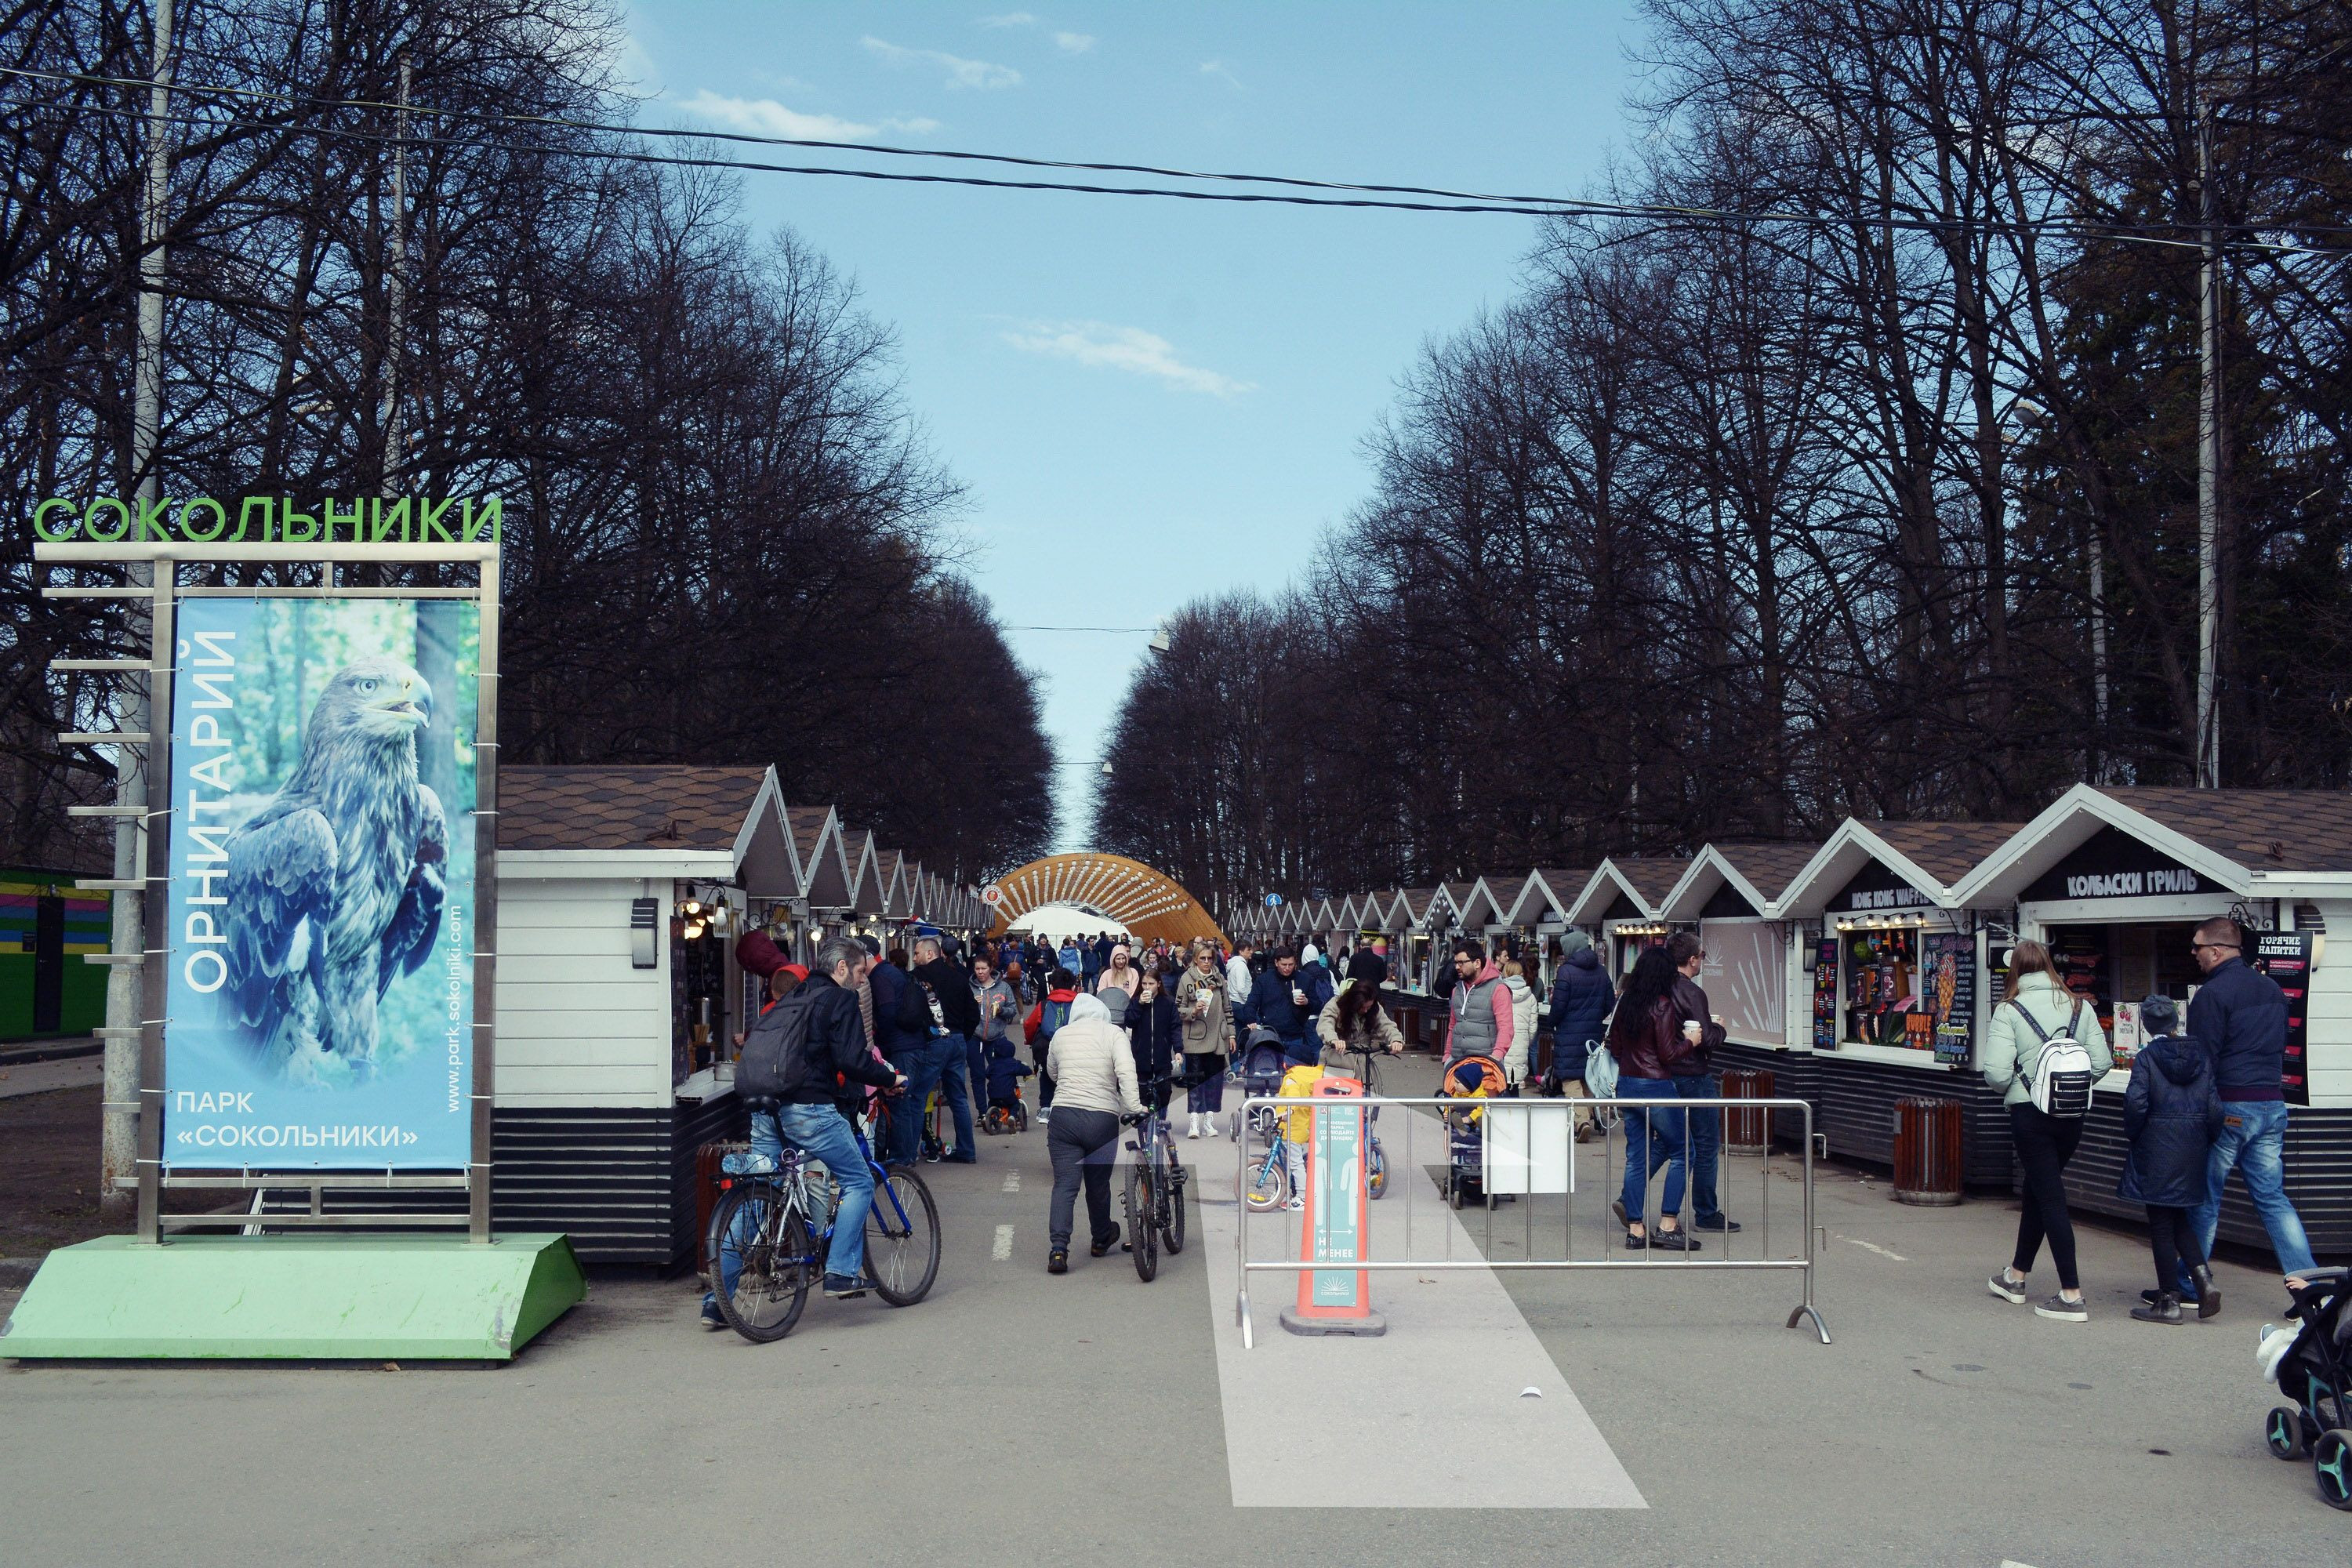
[2,1056,2342,1566]
[0,1054,102,1100]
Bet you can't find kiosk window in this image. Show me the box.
[1842,927,1926,1048]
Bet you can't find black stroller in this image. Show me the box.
[2262,1267,2352,1509]
[1234,1026,1289,1144]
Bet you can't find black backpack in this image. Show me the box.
[737,990,818,1108]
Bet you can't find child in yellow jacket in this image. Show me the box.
[1276,1062,1323,1211]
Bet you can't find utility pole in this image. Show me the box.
[2194,103,2222,789]
[379,55,410,493]
[101,0,175,1218]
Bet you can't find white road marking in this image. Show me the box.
[1831,1232,1909,1262]
[1000,1171,1021,1192]
[1199,1105,1645,1509]
[991,1224,1014,1261]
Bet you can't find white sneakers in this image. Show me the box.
[1201,1113,1219,1138]
[1185,1115,1202,1139]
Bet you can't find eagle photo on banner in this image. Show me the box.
[222,656,448,1080]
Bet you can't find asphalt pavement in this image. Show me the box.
[2,1055,2340,1566]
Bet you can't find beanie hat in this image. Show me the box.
[735,929,788,979]
[2139,993,2179,1036]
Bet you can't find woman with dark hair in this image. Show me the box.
[1316,978,1403,1076]
[1606,946,1704,1251]
[1125,965,1181,1118]
[1982,939,2113,1320]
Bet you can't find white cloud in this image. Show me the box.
[1000,321,1255,397]
[1200,60,1242,90]
[678,89,938,141]
[976,11,1037,26]
[1054,31,1095,53]
[863,36,1022,89]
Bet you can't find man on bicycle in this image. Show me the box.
[723,935,906,1313]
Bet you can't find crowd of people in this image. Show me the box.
[715,915,2320,1316]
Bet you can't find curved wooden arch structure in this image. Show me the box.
[986,853,1227,947]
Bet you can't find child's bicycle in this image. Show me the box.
[981,1087,1029,1135]
[705,1115,941,1343]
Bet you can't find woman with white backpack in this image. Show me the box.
[1981,941,2114,1321]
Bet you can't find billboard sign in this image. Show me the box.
[165,597,479,1168]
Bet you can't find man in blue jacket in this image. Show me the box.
[1235,947,1330,1065]
[2183,917,2315,1294]
[869,945,942,1166]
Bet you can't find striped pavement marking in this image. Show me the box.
[1196,1109,1645,1509]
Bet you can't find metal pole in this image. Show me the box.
[135,565,175,1244]
[470,552,500,1240]
[379,55,409,492]
[103,0,176,1218]
[2195,104,2221,789]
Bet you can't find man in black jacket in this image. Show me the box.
[912,932,981,1163]
[1668,933,1738,1233]
[710,937,902,1316]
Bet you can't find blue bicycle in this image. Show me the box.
[706,1119,940,1342]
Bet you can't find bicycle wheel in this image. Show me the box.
[709,1183,811,1343]
[1126,1164,1160,1282]
[1160,1151,1187,1254]
[1243,1149,1289,1211]
[865,1163,941,1305]
[1367,1140,1388,1200]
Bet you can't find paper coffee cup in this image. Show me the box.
[1682,1019,1703,1042]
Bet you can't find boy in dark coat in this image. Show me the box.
[985,1035,1033,1116]
[2118,995,2225,1324]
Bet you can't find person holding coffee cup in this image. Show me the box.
[1607,946,1705,1250]
[1235,946,1330,1066]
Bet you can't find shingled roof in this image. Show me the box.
[1609,856,1691,909]
[1864,821,2028,887]
[497,766,768,852]
[1711,840,1827,904]
[2096,787,2352,870]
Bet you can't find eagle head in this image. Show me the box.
[307,657,434,750]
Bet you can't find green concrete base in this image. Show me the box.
[0,1232,586,1361]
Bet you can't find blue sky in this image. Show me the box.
[619,2,1646,850]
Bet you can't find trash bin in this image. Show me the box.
[1893,1097,1965,1206]
[1720,1068,1775,1155]
[695,1139,750,1275]
[1397,1005,1422,1047]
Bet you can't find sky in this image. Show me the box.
[618,2,1647,851]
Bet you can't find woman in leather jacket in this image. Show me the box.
[1606,947,1704,1251]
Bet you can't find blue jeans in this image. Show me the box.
[938,1036,977,1157]
[885,1039,947,1165]
[2190,1100,2318,1279]
[1672,1073,1724,1224]
[706,1105,876,1299]
[1617,1076,1686,1225]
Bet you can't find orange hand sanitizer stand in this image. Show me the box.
[1279,1076,1386,1337]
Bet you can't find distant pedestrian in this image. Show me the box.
[2186,917,2317,1295]
[1667,932,1737,1233]
[910,934,979,1163]
[1543,929,1613,1139]
[1606,946,1701,1252]
[2117,995,2223,1325]
[1236,946,1329,1065]
[1345,942,1388,992]
[1500,956,1539,1092]
[1178,939,1231,1138]
[1440,939,1512,1074]
[1024,967,1081,1121]
[1982,940,2112,1320]
[1095,941,1145,1025]
[1225,939,1258,1024]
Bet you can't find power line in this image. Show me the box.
[6,65,2350,257]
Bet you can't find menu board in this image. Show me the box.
[1811,938,1840,1049]
[2252,931,2314,1108]
[1922,931,1976,1066]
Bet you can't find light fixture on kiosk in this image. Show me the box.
[1833,912,1933,933]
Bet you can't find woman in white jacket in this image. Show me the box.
[1501,956,1540,1091]
[1042,993,1144,1274]
[1981,941,2114,1321]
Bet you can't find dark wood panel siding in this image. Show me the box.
[257,1099,751,1267]
[1719,1046,2352,1255]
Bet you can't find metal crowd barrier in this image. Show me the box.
[1231,1092,1831,1349]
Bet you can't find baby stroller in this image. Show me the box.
[1440,1055,1507,1210]
[1235,1026,1290,1144]
[2260,1268,2352,1509]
